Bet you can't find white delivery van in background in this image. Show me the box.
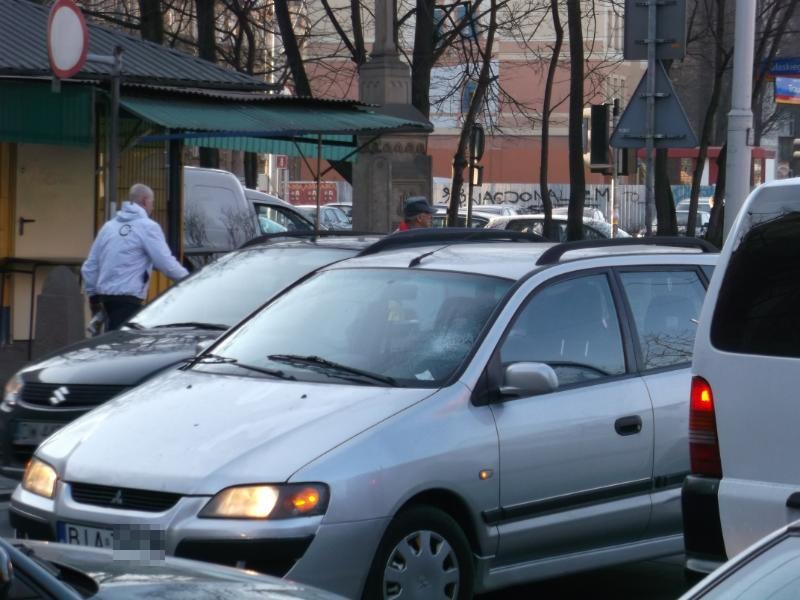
[682,178,800,575]
[183,167,314,260]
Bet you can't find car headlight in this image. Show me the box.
[1,375,23,412]
[199,483,328,520]
[22,458,58,499]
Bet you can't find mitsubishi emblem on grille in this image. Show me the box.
[49,386,70,406]
[110,490,124,505]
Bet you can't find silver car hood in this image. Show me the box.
[38,369,434,494]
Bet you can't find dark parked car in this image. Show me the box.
[0,537,342,599]
[0,234,378,478]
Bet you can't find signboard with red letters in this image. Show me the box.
[288,182,338,205]
[276,155,288,169]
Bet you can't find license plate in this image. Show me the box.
[13,421,63,445]
[57,522,114,548]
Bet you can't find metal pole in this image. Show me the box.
[466,169,474,228]
[644,0,657,236]
[315,135,322,234]
[611,99,619,238]
[723,0,756,241]
[108,46,123,221]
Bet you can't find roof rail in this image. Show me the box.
[358,228,545,256]
[238,230,380,249]
[535,236,718,266]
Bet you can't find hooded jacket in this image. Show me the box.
[81,202,189,299]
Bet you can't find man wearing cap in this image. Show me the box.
[397,196,436,231]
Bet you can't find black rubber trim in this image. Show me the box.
[482,478,652,525]
[237,230,380,249]
[536,237,717,266]
[357,228,545,256]
[175,536,313,577]
[682,475,727,563]
[786,492,800,509]
[654,471,690,489]
[9,509,56,541]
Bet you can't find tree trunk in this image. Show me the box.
[411,0,436,118]
[706,143,726,248]
[566,0,585,241]
[275,0,312,97]
[655,149,676,235]
[687,0,726,237]
[138,0,163,43]
[197,0,219,168]
[539,0,563,240]
[448,0,498,226]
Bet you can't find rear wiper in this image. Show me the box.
[154,322,229,331]
[267,354,397,386]
[196,354,295,380]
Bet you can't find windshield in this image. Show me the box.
[131,247,355,329]
[207,268,513,387]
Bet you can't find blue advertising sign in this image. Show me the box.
[763,57,800,79]
[776,77,800,105]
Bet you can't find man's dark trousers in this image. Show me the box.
[100,295,142,330]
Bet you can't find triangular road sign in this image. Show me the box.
[611,61,698,149]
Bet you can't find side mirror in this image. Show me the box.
[499,362,558,398]
[195,339,214,356]
[0,546,12,600]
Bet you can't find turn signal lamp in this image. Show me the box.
[288,487,321,514]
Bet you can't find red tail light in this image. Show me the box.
[689,376,722,478]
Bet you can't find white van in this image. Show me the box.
[183,167,313,257]
[683,178,800,575]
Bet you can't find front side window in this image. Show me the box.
[209,268,513,387]
[711,208,800,358]
[256,204,312,232]
[619,270,706,370]
[498,274,626,386]
[132,247,355,329]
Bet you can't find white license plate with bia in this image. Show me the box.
[57,522,114,548]
[13,421,63,445]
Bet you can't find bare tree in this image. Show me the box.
[447,0,498,225]
[539,0,564,238]
[566,0,585,241]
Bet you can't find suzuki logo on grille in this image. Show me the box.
[49,386,70,406]
[110,490,124,506]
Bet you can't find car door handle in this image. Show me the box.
[787,492,800,509]
[615,415,643,436]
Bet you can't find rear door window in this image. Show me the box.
[619,270,706,370]
[711,209,800,357]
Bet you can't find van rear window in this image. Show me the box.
[711,211,800,357]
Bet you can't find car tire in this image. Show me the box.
[363,505,474,600]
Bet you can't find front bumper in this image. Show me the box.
[10,480,388,598]
[682,475,727,574]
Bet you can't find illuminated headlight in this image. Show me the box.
[199,484,328,520]
[1,375,23,412]
[22,458,58,499]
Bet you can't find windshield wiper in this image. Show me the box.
[124,321,144,330]
[154,321,229,331]
[267,354,397,386]
[196,354,295,380]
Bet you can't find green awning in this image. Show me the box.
[0,80,93,146]
[121,96,430,161]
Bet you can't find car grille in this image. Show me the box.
[20,383,129,408]
[69,483,182,513]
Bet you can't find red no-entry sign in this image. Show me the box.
[48,0,89,79]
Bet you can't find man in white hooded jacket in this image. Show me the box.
[81,183,189,330]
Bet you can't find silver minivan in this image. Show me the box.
[12,236,716,599]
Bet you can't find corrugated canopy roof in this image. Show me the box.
[122,95,432,161]
[0,0,271,90]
